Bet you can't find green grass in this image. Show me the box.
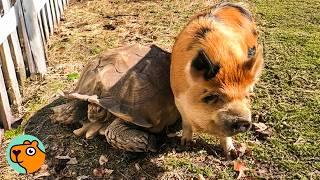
[67,72,80,81]
[165,157,214,177]
[162,0,320,178]
[248,0,320,178]
[4,126,23,139]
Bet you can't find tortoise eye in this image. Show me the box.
[202,94,220,104]
[248,46,256,58]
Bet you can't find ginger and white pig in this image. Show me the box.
[171,3,263,158]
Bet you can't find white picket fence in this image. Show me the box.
[0,0,69,130]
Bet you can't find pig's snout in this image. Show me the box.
[222,114,252,136]
[230,118,252,133]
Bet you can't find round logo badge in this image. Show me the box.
[6,134,46,174]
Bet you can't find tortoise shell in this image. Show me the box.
[64,44,179,133]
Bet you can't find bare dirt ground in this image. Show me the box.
[1,0,319,179]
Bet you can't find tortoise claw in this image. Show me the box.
[105,118,158,152]
[73,121,106,139]
[85,121,105,139]
[99,125,108,135]
[73,123,90,136]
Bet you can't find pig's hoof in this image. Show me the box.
[225,148,238,160]
[180,136,193,146]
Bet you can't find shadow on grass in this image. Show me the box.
[25,98,223,179]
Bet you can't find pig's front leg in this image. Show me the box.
[175,97,193,145]
[220,136,237,160]
[181,119,193,145]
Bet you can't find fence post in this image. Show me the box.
[40,9,49,42]
[45,1,54,35]
[21,0,47,79]
[0,64,13,130]
[54,0,61,24]
[15,0,35,77]
[8,32,27,86]
[49,0,57,29]
[0,40,23,112]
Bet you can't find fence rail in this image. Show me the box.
[0,0,69,130]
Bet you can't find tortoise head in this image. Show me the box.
[170,3,263,137]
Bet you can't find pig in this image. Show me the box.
[170,3,263,158]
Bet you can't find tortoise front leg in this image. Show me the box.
[105,118,158,152]
[73,113,114,139]
[87,103,109,122]
[51,100,87,124]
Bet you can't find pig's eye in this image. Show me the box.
[248,46,256,58]
[202,94,219,104]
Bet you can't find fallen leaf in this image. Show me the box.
[135,163,141,171]
[104,168,114,175]
[33,163,50,179]
[40,164,48,171]
[99,155,108,166]
[76,175,89,180]
[234,160,248,179]
[253,122,268,132]
[55,155,77,165]
[67,157,78,165]
[93,168,104,177]
[238,143,252,157]
[253,122,272,139]
[55,155,71,160]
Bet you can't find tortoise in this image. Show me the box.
[52,44,180,152]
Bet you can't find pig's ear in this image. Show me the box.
[191,50,220,81]
[244,45,264,79]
